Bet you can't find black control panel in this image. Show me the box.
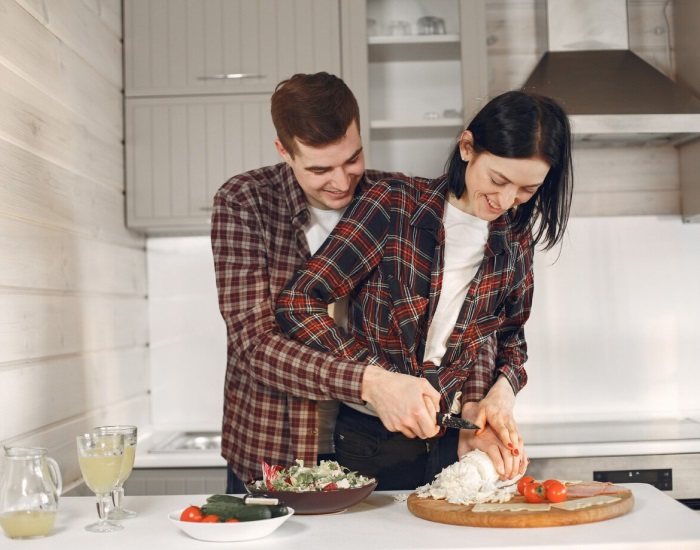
[593,468,672,491]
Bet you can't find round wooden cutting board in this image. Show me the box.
[407,489,634,528]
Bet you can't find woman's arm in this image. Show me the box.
[455,241,535,477]
[212,189,366,402]
[275,181,442,439]
[275,182,393,364]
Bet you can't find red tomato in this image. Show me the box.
[225,518,240,523]
[517,476,536,495]
[544,480,568,503]
[523,482,547,503]
[542,479,558,490]
[200,514,220,523]
[180,505,203,522]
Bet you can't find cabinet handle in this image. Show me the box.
[197,73,266,80]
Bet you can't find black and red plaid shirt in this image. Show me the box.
[276,174,531,413]
[212,164,501,481]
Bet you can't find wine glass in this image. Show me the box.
[76,432,125,533]
[93,426,138,520]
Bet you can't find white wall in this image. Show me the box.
[147,216,700,428]
[520,216,700,422]
[146,237,226,430]
[0,0,150,489]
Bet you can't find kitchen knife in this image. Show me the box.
[436,413,480,431]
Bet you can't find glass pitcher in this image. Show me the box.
[0,447,63,539]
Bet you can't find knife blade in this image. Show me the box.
[436,413,480,431]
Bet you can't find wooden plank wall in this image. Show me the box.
[485,0,682,217]
[0,0,150,490]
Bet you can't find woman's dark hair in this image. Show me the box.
[271,72,360,158]
[445,90,573,250]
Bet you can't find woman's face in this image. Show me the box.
[454,131,550,222]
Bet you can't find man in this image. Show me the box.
[211,72,501,493]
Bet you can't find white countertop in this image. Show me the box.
[5,484,700,549]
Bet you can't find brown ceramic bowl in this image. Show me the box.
[245,480,377,515]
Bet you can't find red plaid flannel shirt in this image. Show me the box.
[212,165,501,481]
[276,174,531,413]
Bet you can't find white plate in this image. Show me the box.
[168,507,294,542]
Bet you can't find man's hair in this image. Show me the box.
[271,72,360,158]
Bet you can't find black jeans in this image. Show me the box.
[226,453,336,494]
[334,403,459,491]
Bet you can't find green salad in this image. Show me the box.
[252,459,374,492]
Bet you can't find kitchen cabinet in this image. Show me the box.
[125,94,278,232]
[354,0,487,177]
[123,0,342,233]
[124,0,487,232]
[124,0,341,98]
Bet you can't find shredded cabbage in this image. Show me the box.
[416,449,522,505]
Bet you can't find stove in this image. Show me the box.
[521,418,700,509]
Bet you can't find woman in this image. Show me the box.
[275,90,573,490]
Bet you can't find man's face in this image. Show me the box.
[275,120,365,211]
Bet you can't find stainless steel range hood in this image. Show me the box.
[523,0,700,147]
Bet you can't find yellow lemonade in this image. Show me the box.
[117,444,136,485]
[0,510,56,538]
[79,453,123,494]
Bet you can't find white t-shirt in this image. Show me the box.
[423,201,489,368]
[303,205,348,454]
[345,201,489,419]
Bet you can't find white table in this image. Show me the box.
[4,484,700,549]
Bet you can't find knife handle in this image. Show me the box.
[243,494,279,506]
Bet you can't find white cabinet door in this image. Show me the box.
[125,95,279,233]
[124,0,341,97]
[124,0,343,232]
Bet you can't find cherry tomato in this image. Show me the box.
[201,514,220,523]
[180,505,203,522]
[542,479,558,490]
[523,482,547,504]
[544,480,568,503]
[225,518,240,523]
[517,475,536,495]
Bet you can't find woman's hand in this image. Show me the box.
[457,423,528,481]
[472,375,522,450]
[459,375,527,480]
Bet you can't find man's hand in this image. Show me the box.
[361,365,441,439]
